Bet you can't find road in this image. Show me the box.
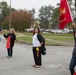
[0,35,73,75]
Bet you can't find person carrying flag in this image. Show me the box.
[3,28,16,58]
[69,22,76,75]
[59,0,76,75]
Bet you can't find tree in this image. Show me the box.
[29,8,35,19]
[0,1,15,27]
[1,10,33,31]
[51,7,60,29]
[38,5,54,29]
[29,8,36,27]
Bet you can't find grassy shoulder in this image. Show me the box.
[16,32,74,46]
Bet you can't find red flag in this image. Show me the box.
[6,36,11,48]
[59,0,73,29]
[74,73,76,75]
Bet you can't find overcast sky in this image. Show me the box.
[0,0,60,17]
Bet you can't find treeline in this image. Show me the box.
[0,1,34,31]
[0,1,75,31]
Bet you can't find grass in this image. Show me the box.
[17,36,32,43]
[42,33,73,36]
[16,32,74,46]
[23,32,33,36]
[45,36,74,41]
[17,36,61,45]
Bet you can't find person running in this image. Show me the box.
[3,28,16,58]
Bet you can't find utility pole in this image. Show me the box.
[9,0,11,29]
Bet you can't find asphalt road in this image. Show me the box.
[0,35,74,75]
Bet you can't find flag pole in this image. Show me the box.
[75,0,76,12]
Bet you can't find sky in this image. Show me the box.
[0,0,60,17]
